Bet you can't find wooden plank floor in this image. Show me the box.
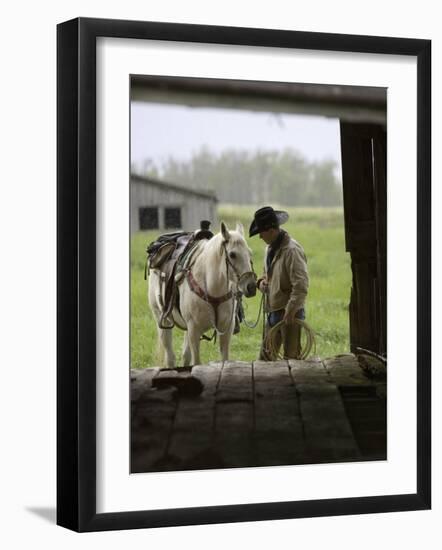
[130,354,386,473]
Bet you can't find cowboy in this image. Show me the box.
[249,206,309,360]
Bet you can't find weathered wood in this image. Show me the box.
[165,364,222,469]
[356,353,387,380]
[153,368,204,396]
[339,385,386,460]
[253,361,304,466]
[289,359,330,384]
[324,354,371,385]
[130,366,178,472]
[372,128,387,355]
[130,367,160,403]
[213,362,254,467]
[340,122,386,355]
[216,361,254,403]
[294,379,362,462]
[130,356,385,472]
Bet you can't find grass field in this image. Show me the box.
[131,206,351,369]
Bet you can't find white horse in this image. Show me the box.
[148,222,256,367]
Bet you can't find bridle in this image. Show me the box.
[222,241,257,290]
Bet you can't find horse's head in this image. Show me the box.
[220,221,257,297]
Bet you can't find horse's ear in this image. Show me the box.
[220,221,230,242]
[235,222,244,236]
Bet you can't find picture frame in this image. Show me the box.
[57,17,431,532]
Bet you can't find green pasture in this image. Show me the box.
[131,205,351,369]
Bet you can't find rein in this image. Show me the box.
[238,291,265,329]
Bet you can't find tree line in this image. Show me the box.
[135,147,342,207]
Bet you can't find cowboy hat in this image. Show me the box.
[248,206,289,237]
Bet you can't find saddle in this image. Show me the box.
[145,221,214,328]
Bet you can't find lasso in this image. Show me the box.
[239,292,316,360]
[263,318,316,361]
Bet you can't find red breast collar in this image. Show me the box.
[186,269,233,308]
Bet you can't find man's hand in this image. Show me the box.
[283,306,298,325]
[258,277,268,293]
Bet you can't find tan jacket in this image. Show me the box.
[261,231,309,314]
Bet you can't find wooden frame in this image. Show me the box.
[57,17,431,532]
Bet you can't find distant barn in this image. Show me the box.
[131,174,218,234]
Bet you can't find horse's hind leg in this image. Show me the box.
[182,332,192,367]
[157,326,176,368]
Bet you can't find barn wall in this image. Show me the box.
[340,122,387,356]
[130,179,218,233]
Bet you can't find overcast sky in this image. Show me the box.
[131,102,342,178]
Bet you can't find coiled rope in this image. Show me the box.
[238,291,316,360]
[263,318,316,361]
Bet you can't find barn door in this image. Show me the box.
[340,122,387,356]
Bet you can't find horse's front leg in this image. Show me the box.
[187,323,201,366]
[218,331,231,362]
[218,302,235,361]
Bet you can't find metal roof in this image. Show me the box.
[131,173,218,202]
